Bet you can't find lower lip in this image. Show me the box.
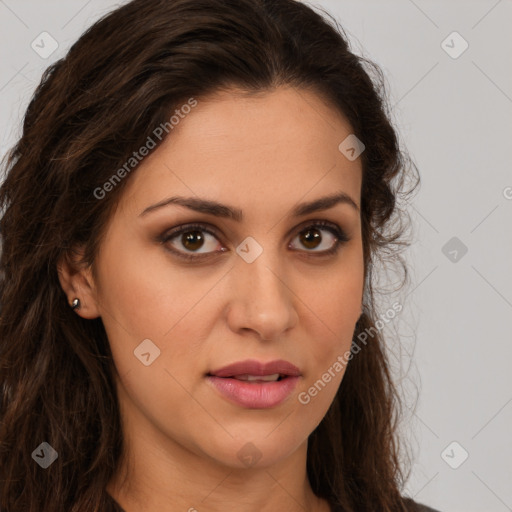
[206,376,300,409]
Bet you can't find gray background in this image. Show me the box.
[1,1,511,511]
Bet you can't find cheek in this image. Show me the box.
[114,354,212,456]
[303,237,364,316]
[95,240,225,396]
[303,263,363,338]
[296,285,357,418]
[95,236,214,342]
[297,258,363,393]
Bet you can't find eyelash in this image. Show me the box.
[158,220,350,261]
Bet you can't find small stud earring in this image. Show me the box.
[71,298,81,310]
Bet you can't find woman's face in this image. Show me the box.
[80,86,364,470]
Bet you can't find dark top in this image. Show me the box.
[416,504,441,512]
[404,498,441,512]
[106,492,441,511]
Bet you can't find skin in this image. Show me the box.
[58,86,364,512]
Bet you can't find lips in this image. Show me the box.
[206,359,301,409]
[208,359,301,379]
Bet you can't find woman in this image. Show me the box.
[0,0,439,510]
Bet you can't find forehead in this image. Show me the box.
[118,86,362,218]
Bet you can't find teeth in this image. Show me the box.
[233,373,281,382]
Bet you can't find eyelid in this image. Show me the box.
[159,222,224,245]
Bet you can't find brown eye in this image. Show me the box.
[298,227,323,250]
[160,224,224,260]
[290,223,347,254]
[180,230,206,252]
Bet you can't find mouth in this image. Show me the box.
[207,359,301,379]
[215,373,287,382]
[206,359,301,409]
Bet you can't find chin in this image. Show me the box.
[195,423,309,470]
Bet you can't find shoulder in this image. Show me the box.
[417,505,442,512]
[407,499,442,512]
[402,496,442,512]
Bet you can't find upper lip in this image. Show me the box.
[208,359,301,378]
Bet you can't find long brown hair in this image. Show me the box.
[0,0,421,510]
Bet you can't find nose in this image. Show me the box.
[225,250,298,341]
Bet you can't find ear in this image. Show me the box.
[57,246,101,319]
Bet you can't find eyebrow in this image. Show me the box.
[139,191,359,220]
